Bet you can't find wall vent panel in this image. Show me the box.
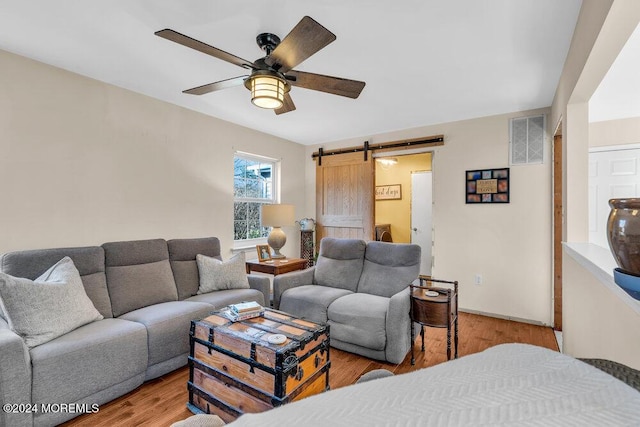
[510,115,545,165]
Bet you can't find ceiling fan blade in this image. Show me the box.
[183,76,248,95]
[275,92,296,115]
[155,29,255,70]
[265,16,336,73]
[286,70,365,99]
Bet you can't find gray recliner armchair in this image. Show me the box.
[274,237,421,364]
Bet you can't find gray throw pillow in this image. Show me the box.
[196,252,249,293]
[0,256,103,348]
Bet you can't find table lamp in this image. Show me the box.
[261,204,295,259]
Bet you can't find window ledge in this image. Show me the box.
[563,242,640,315]
[232,238,268,259]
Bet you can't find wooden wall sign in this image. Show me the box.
[466,168,509,203]
[376,184,402,200]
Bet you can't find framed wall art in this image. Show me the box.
[465,168,509,204]
[375,184,402,200]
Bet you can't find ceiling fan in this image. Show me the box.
[155,16,366,115]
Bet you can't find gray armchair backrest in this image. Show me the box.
[314,238,366,292]
[167,237,221,300]
[357,241,421,297]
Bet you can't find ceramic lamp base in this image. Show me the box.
[267,227,287,259]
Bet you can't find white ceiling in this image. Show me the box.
[0,1,583,145]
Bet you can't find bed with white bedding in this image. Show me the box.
[227,343,640,426]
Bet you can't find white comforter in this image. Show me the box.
[228,344,640,426]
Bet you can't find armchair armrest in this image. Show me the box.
[273,267,315,310]
[0,323,32,427]
[247,274,271,307]
[385,287,412,364]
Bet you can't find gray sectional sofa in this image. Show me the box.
[0,237,269,427]
[274,237,421,364]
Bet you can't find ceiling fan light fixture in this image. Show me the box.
[157,16,365,115]
[376,157,398,166]
[249,74,287,109]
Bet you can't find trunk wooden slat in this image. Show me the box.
[188,308,330,421]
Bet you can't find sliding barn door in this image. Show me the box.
[315,152,374,243]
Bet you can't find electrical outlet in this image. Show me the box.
[474,274,482,285]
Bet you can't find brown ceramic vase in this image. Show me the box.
[607,198,640,276]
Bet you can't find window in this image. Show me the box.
[510,115,545,165]
[233,153,277,241]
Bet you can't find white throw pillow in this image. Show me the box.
[196,252,250,294]
[0,257,103,348]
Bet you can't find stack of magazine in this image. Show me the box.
[224,301,265,321]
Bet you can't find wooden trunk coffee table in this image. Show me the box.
[188,308,330,422]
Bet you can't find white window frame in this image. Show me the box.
[233,152,280,249]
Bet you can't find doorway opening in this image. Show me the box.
[374,152,433,276]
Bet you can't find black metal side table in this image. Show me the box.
[409,276,458,365]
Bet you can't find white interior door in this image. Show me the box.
[411,171,432,275]
[589,147,640,248]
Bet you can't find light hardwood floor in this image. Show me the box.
[61,312,558,427]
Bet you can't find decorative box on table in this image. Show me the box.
[188,308,330,422]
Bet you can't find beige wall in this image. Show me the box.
[0,49,306,257]
[550,0,613,243]
[306,107,553,325]
[590,116,640,147]
[552,0,640,365]
[551,0,639,242]
[563,251,640,369]
[550,0,612,246]
[375,153,432,244]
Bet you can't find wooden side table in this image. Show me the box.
[409,276,458,365]
[245,258,308,276]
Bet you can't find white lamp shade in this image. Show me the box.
[261,204,295,227]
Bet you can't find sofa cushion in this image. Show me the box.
[279,285,352,324]
[197,253,249,293]
[30,318,147,406]
[0,245,112,318]
[327,293,389,351]
[314,238,366,292]
[357,242,421,298]
[119,301,212,370]
[0,257,103,348]
[103,239,178,317]
[168,237,222,300]
[186,288,266,308]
